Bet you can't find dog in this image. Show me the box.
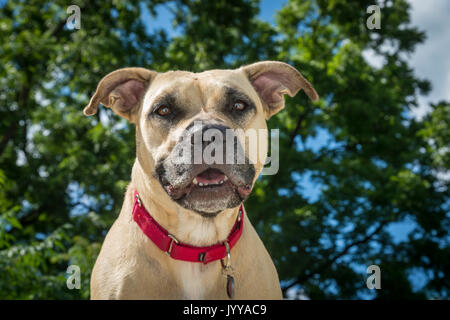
[83,61,318,299]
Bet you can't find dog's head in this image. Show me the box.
[84,61,318,217]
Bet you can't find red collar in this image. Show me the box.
[132,190,244,264]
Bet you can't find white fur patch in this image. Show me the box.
[177,262,209,299]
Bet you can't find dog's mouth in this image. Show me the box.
[193,168,228,187]
[190,168,252,197]
[170,168,252,200]
[157,165,254,216]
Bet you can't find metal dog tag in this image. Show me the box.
[226,275,235,299]
[221,265,235,299]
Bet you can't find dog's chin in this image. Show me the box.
[176,183,242,217]
[160,168,253,217]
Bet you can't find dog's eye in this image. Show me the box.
[232,101,247,111]
[155,105,172,116]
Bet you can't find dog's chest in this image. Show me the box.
[172,260,220,299]
[168,211,237,299]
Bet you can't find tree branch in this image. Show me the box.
[0,122,18,157]
[282,220,388,295]
[288,101,311,148]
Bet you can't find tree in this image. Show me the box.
[0,0,448,299]
[0,0,169,299]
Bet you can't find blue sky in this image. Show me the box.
[258,0,286,23]
[141,0,287,36]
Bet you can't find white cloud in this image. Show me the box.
[404,0,450,118]
[363,0,450,119]
[362,48,385,69]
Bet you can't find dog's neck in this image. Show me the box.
[129,160,241,247]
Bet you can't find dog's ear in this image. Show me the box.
[83,68,157,122]
[241,61,318,119]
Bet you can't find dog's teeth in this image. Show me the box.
[197,180,226,187]
[224,176,228,181]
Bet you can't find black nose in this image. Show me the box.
[190,123,229,147]
[181,120,246,165]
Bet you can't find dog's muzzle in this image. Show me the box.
[155,121,256,216]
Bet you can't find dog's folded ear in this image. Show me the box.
[241,61,318,119]
[83,68,157,122]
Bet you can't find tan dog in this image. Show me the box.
[83,61,318,299]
